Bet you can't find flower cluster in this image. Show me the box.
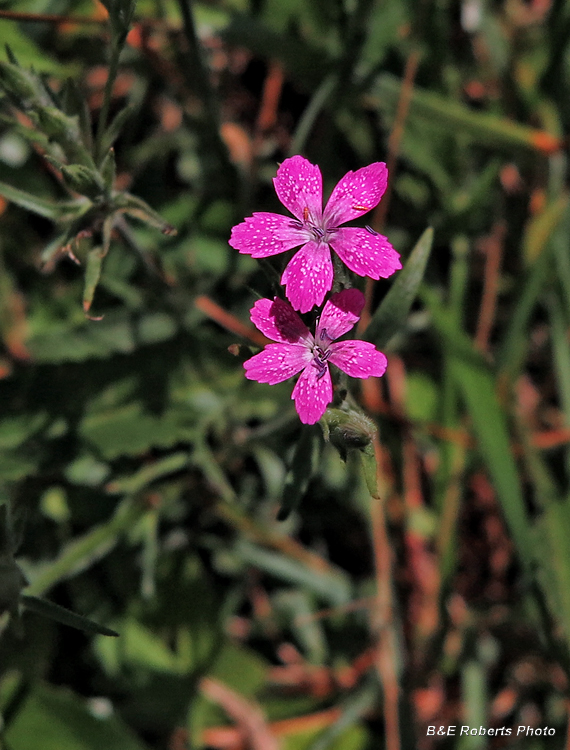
[229,155,401,424]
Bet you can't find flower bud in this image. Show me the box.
[61,164,105,200]
[321,407,376,461]
[0,62,40,104]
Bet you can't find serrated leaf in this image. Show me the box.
[363,227,433,348]
[20,595,118,637]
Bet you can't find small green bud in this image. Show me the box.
[35,106,79,141]
[321,407,376,462]
[0,62,39,104]
[61,164,105,199]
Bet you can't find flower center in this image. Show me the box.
[311,345,330,380]
[289,215,337,245]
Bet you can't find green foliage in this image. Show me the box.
[2,0,570,748]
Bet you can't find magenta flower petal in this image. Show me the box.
[273,156,323,224]
[281,241,333,313]
[250,297,312,344]
[316,289,365,343]
[244,343,311,385]
[291,363,333,424]
[329,227,401,280]
[327,341,388,378]
[229,212,307,258]
[323,162,388,227]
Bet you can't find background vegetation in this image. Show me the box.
[1,0,570,748]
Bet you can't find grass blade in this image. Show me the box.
[21,595,118,637]
[363,227,433,348]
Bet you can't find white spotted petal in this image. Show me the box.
[323,162,388,227]
[327,341,387,378]
[250,297,312,344]
[281,240,333,313]
[229,212,307,258]
[273,155,323,224]
[316,289,365,343]
[291,362,333,424]
[244,343,311,385]
[329,227,401,280]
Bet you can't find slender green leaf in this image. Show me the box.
[0,181,67,220]
[278,426,321,520]
[83,248,104,314]
[372,73,561,153]
[105,452,190,495]
[424,292,534,576]
[363,227,433,348]
[450,358,534,577]
[235,540,352,606]
[20,596,118,637]
[308,678,378,750]
[116,193,177,236]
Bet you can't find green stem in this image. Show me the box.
[95,40,122,164]
[175,0,231,175]
[288,74,336,157]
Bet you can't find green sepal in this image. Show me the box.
[100,148,117,193]
[100,105,136,157]
[60,78,93,152]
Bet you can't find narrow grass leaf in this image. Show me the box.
[450,358,534,578]
[363,227,433,348]
[372,73,562,153]
[424,292,535,576]
[278,426,321,520]
[0,181,66,220]
[236,540,351,606]
[21,595,118,637]
[83,248,104,314]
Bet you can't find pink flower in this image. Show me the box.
[229,155,401,313]
[244,289,387,424]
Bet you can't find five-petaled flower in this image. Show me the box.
[244,289,387,424]
[229,155,401,313]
